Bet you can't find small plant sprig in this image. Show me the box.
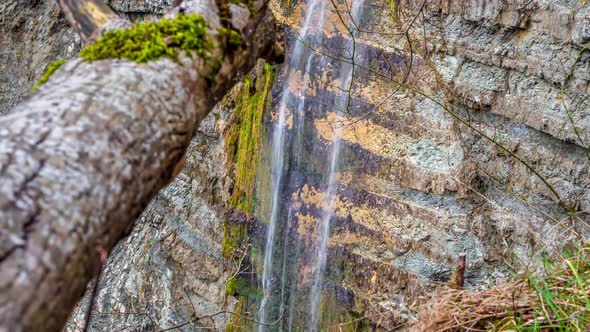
[32,59,67,92]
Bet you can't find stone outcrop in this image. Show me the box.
[0,0,171,114]
[106,0,171,19]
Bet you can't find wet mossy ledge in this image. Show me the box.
[221,63,275,330]
[224,62,275,214]
[221,221,248,259]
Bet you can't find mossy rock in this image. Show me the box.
[221,221,248,259]
[32,14,218,91]
[225,62,275,214]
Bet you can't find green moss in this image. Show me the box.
[385,0,399,22]
[32,15,218,92]
[221,65,274,332]
[32,59,67,92]
[224,276,263,331]
[219,27,243,49]
[222,222,248,259]
[225,276,262,300]
[80,14,213,63]
[225,63,274,214]
[226,296,245,332]
[225,278,241,295]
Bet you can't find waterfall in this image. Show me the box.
[308,1,369,330]
[258,0,369,330]
[258,0,327,329]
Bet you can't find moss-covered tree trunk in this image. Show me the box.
[0,1,276,331]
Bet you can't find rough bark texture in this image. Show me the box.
[59,0,589,329]
[0,0,274,330]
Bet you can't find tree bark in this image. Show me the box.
[0,1,276,331]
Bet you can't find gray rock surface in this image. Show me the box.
[107,0,172,20]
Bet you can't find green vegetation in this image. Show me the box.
[31,59,67,92]
[225,278,242,296]
[32,14,224,91]
[511,244,590,331]
[221,65,275,332]
[225,275,262,331]
[225,277,260,299]
[219,27,243,49]
[419,242,590,331]
[221,222,248,259]
[385,0,398,22]
[225,63,274,214]
[226,296,245,332]
[80,14,213,63]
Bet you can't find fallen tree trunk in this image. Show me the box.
[0,0,276,330]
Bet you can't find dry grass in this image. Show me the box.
[414,243,590,331]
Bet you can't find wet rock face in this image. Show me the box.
[259,0,590,328]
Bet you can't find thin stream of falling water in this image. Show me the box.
[279,206,293,320]
[308,1,368,330]
[284,54,321,329]
[258,0,327,329]
[257,76,287,332]
[281,51,326,329]
[308,105,345,332]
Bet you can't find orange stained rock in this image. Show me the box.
[293,184,352,215]
[314,112,410,161]
[295,211,321,236]
[269,110,293,129]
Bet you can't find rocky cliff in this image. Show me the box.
[1,0,589,331]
